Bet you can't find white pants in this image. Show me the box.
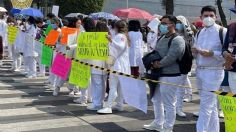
[152,76,182,129]
[196,69,224,132]
[228,71,236,93]
[24,56,37,77]
[176,75,192,111]
[91,74,106,107]
[107,74,123,108]
[36,55,45,75]
[12,48,22,70]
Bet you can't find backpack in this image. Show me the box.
[196,26,224,45]
[167,33,193,75]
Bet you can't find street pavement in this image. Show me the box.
[0,62,225,132]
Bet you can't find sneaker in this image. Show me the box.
[193,112,199,117]
[143,121,163,131]
[14,68,21,72]
[53,87,60,96]
[112,105,124,112]
[68,91,75,97]
[162,127,173,132]
[219,110,224,118]
[87,104,102,111]
[97,107,112,114]
[177,110,187,117]
[73,98,87,105]
[37,73,45,77]
[183,95,193,103]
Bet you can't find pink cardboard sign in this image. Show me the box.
[51,53,72,80]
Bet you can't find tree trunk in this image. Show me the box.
[217,0,227,27]
[166,0,174,15]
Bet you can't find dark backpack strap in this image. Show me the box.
[196,28,202,41]
[168,33,179,48]
[219,27,224,46]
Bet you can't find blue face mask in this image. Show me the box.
[176,23,184,31]
[51,24,57,29]
[159,24,169,34]
[46,20,51,25]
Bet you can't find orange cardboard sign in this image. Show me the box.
[60,27,79,45]
[45,30,60,46]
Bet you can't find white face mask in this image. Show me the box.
[203,17,215,27]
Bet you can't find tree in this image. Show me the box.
[53,0,105,16]
[216,0,227,27]
[162,0,174,15]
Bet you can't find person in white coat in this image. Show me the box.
[23,17,38,78]
[97,20,131,114]
[87,21,108,110]
[147,18,160,52]
[192,6,227,132]
[128,20,144,76]
[175,15,194,118]
[0,14,8,65]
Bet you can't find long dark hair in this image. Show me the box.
[96,21,109,32]
[128,20,141,32]
[83,17,95,32]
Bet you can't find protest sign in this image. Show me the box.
[77,32,108,60]
[69,61,91,88]
[45,30,60,46]
[218,95,236,132]
[45,25,53,35]
[51,53,72,80]
[68,32,78,46]
[39,37,45,44]
[60,27,78,45]
[41,45,53,67]
[8,26,19,44]
[52,5,59,17]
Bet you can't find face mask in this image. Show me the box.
[159,24,169,34]
[203,17,215,27]
[176,23,184,31]
[46,20,51,25]
[51,24,57,29]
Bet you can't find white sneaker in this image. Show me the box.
[87,104,102,111]
[53,87,60,96]
[183,95,193,102]
[97,107,112,114]
[193,112,199,117]
[68,91,75,97]
[112,105,124,112]
[219,110,224,118]
[143,121,163,131]
[37,73,45,77]
[177,110,187,117]
[14,68,21,72]
[73,98,87,105]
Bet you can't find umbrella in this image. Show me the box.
[229,8,236,14]
[113,8,153,20]
[89,12,119,20]
[20,8,43,18]
[10,8,21,14]
[0,7,7,12]
[65,13,87,18]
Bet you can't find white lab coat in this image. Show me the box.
[0,19,8,47]
[23,25,38,57]
[128,31,144,67]
[147,32,158,52]
[106,33,130,108]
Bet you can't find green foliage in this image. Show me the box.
[53,0,105,16]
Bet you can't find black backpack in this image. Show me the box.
[167,33,193,75]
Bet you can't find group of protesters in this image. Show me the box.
[0,4,235,132]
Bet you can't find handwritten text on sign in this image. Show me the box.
[8,26,19,44]
[51,53,72,80]
[218,95,236,132]
[76,32,108,60]
[69,61,91,88]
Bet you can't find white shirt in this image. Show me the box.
[194,24,227,68]
[128,31,144,67]
[0,19,8,47]
[147,31,158,52]
[24,24,38,57]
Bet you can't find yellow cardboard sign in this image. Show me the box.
[76,32,108,60]
[8,26,19,45]
[218,95,236,132]
[69,60,91,88]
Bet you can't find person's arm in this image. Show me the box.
[159,36,185,67]
[222,29,230,56]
